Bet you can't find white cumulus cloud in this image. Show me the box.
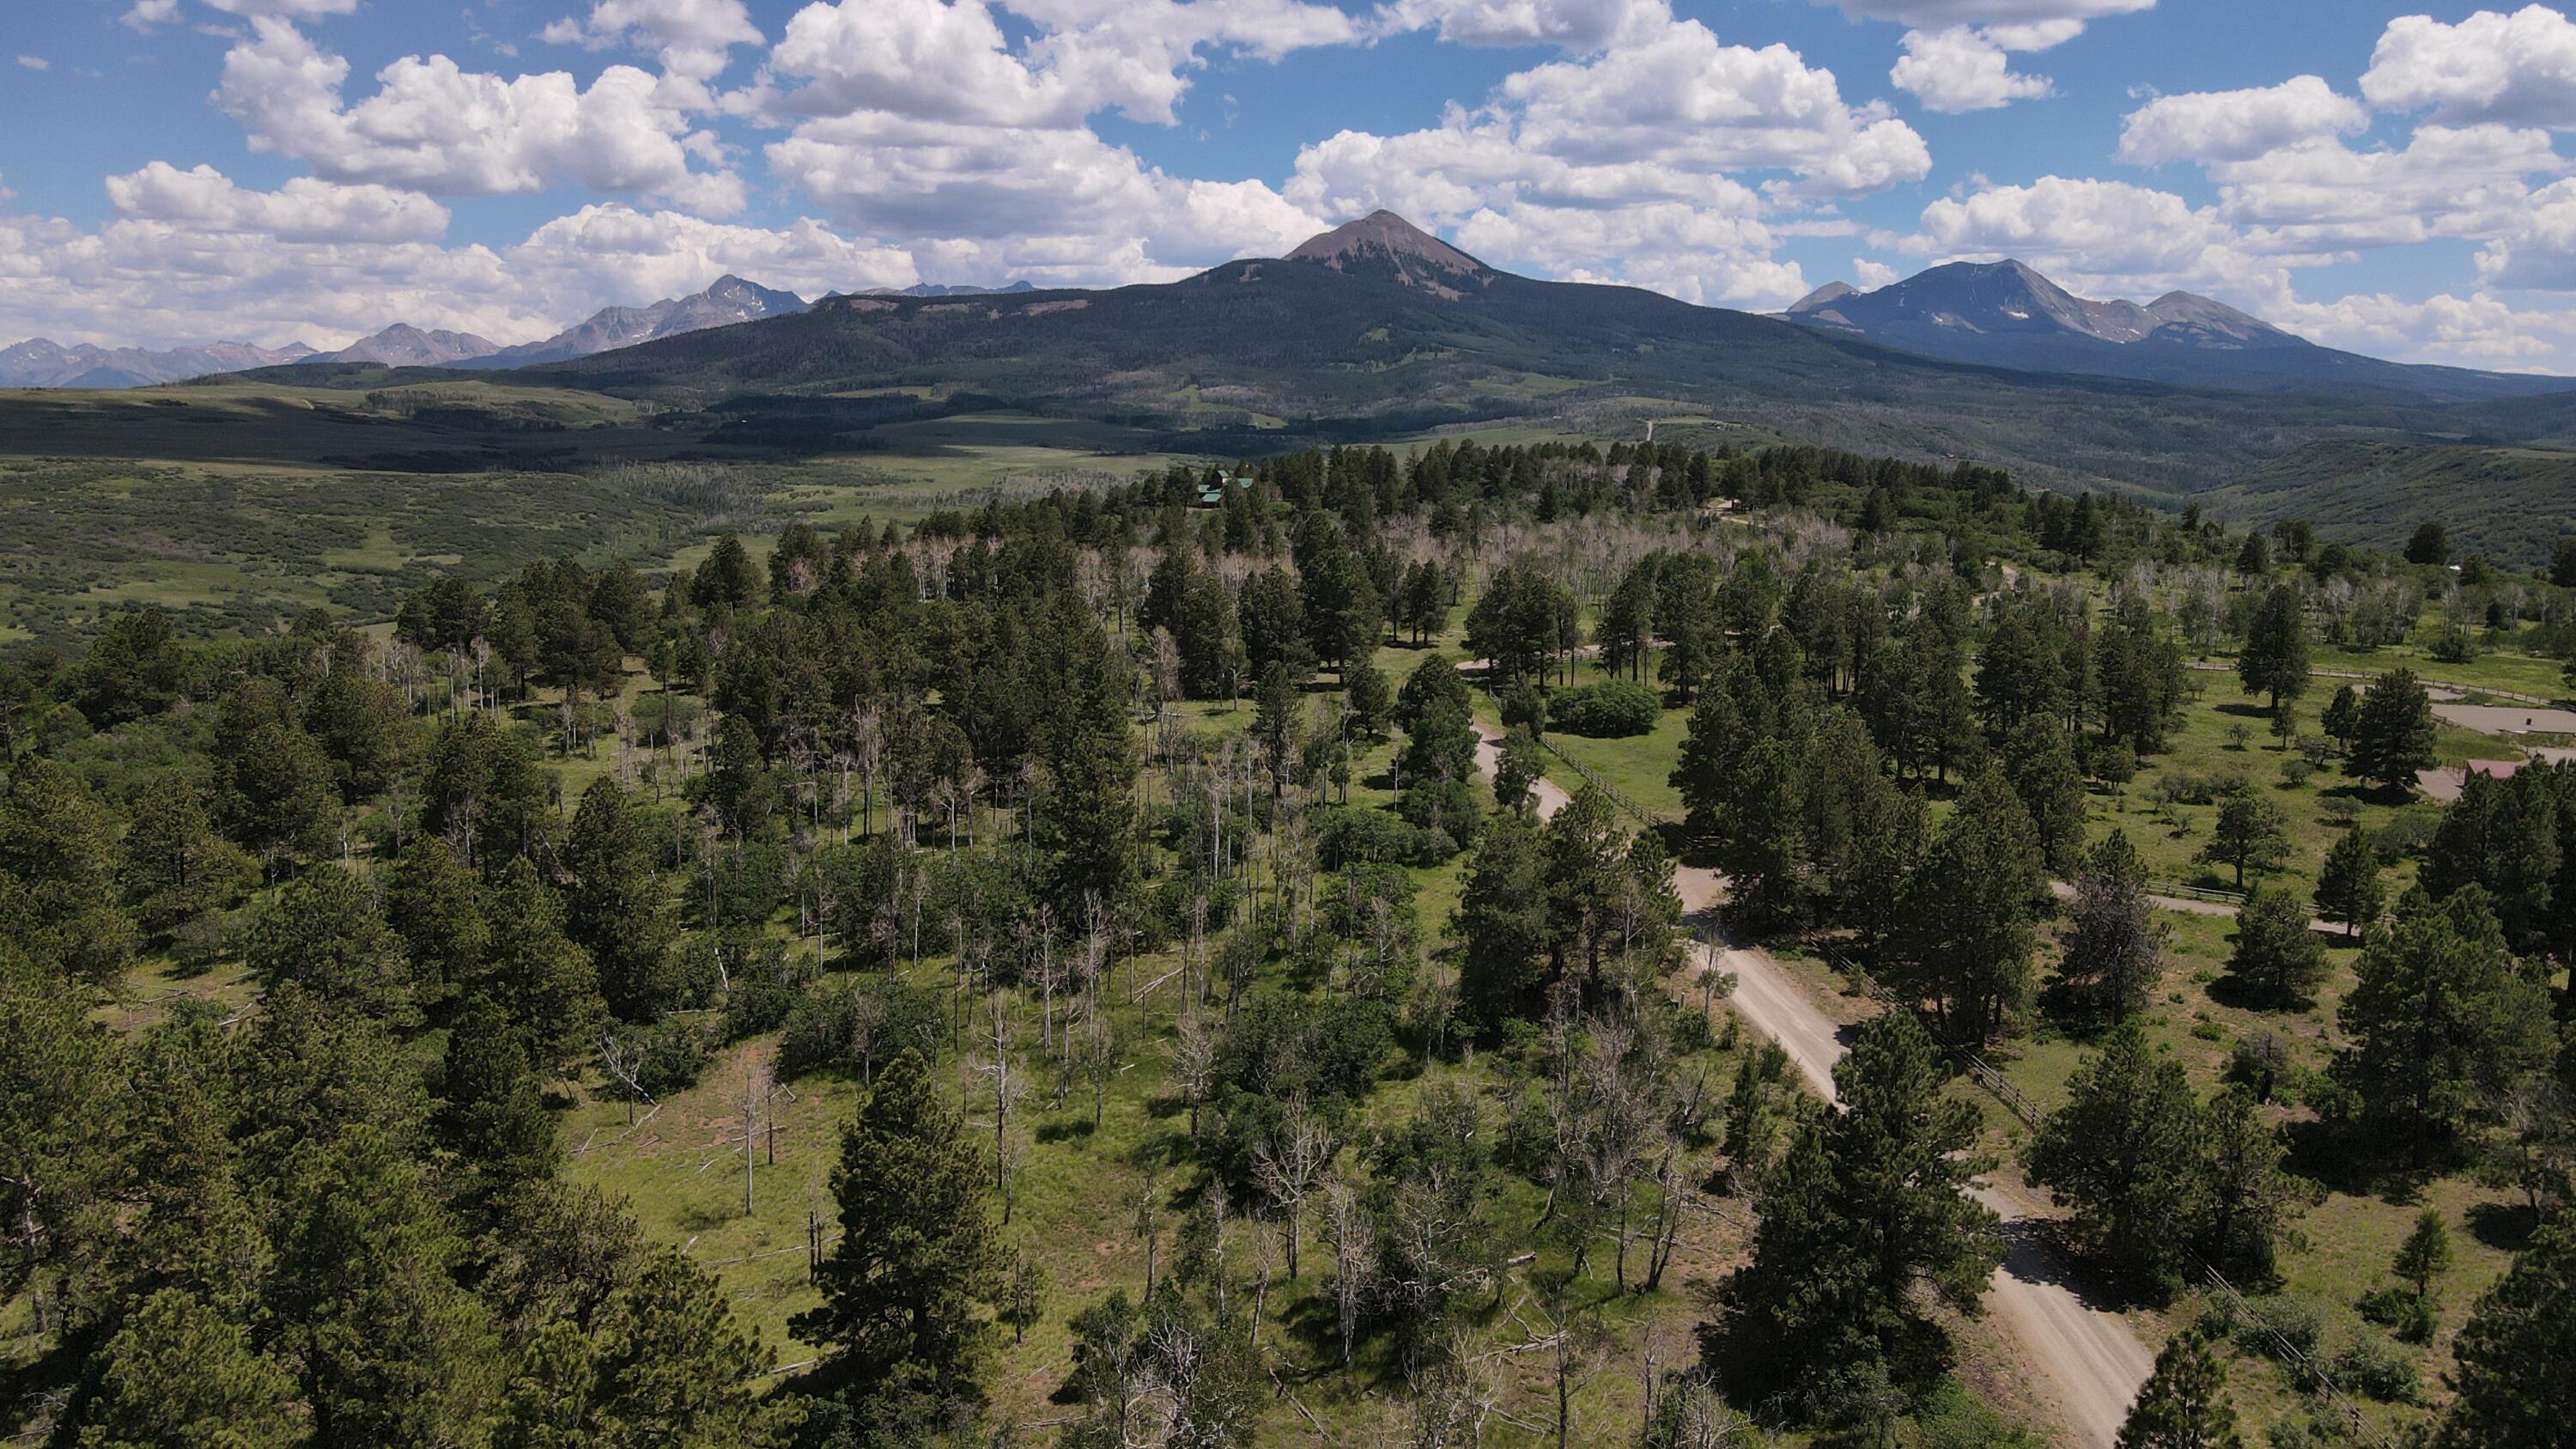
[2207,124,2567,254]
[104,162,452,244]
[542,0,764,82]
[202,0,361,16]
[1372,0,1672,50]
[214,18,744,213]
[2362,5,2576,129]
[1890,27,2053,113]
[2117,76,2369,164]
[0,189,916,353]
[1812,0,2150,27]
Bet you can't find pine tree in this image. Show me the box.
[2395,1207,2452,1304]
[1343,651,1391,740]
[2063,830,2167,1019]
[213,693,339,867]
[482,859,605,1071]
[2348,668,2439,794]
[1494,725,1545,811]
[2116,1327,2244,1449]
[1728,1011,2000,1395]
[1455,807,1549,1029]
[2027,1020,2206,1298]
[1237,567,1311,684]
[272,1125,501,1446]
[2314,827,2385,937]
[2004,718,2087,875]
[497,1249,793,1448]
[0,949,125,1322]
[2200,1087,2294,1284]
[2320,684,2360,752]
[2236,585,2309,714]
[386,836,486,1015]
[2336,887,2555,1160]
[73,1288,301,1449]
[437,1005,562,1208]
[1897,761,2042,1042]
[2441,1216,2576,1447]
[2197,780,2291,890]
[563,778,682,1021]
[119,772,255,941]
[793,1050,1003,1415]
[245,864,416,1024]
[1030,594,1135,905]
[691,533,759,608]
[2224,884,2328,1007]
[0,759,136,985]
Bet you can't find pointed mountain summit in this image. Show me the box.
[1285,210,1492,296]
[1786,280,1857,317]
[1779,257,2546,400]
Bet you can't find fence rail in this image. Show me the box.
[1813,942,2044,1129]
[1534,734,1674,831]
[2143,876,2247,907]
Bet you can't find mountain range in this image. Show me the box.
[871,281,1038,298]
[15,209,2576,562]
[0,337,316,388]
[1,275,811,388]
[1782,259,2558,402]
[440,275,807,368]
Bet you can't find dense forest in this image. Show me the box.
[5,432,2575,1448]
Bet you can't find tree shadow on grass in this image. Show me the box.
[1036,1115,1097,1145]
[2281,1116,2434,1202]
[2467,1200,2540,1253]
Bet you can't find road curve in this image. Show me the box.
[1475,725,2154,1446]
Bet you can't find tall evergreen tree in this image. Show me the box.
[2197,780,2290,891]
[1896,761,2043,1042]
[271,1125,501,1447]
[2315,827,2386,938]
[2441,1216,2576,1447]
[562,779,683,1020]
[1724,1011,2000,1396]
[2027,1021,2206,1298]
[71,1288,301,1449]
[2235,585,2309,715]
[2061,831,2166,1020]
[1455,808,1549,1028]
[2336,886,2555,1161]
[2348,668,2439,794]
[2116,1328,2244,1449]
[793,1050,1003,1416]
[2224,885,2328,1007]
[245,864,416,1024]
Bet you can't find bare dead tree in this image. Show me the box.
[1251,1099,1333,1281]
[1325,1173,1374,1367]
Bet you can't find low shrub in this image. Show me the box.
[1545,681,1661,737]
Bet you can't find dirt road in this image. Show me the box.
[1475,726,2154,1446]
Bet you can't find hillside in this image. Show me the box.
[2199,438,2576,564]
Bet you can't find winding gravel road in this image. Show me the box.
[1474,728,2154,1446]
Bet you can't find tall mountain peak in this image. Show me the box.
[1787,281,1857,315]
[1285,210,1492,295]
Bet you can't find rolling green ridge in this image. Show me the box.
[2201,440,2576,564]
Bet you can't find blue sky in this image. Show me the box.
[6,0,2575,372]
